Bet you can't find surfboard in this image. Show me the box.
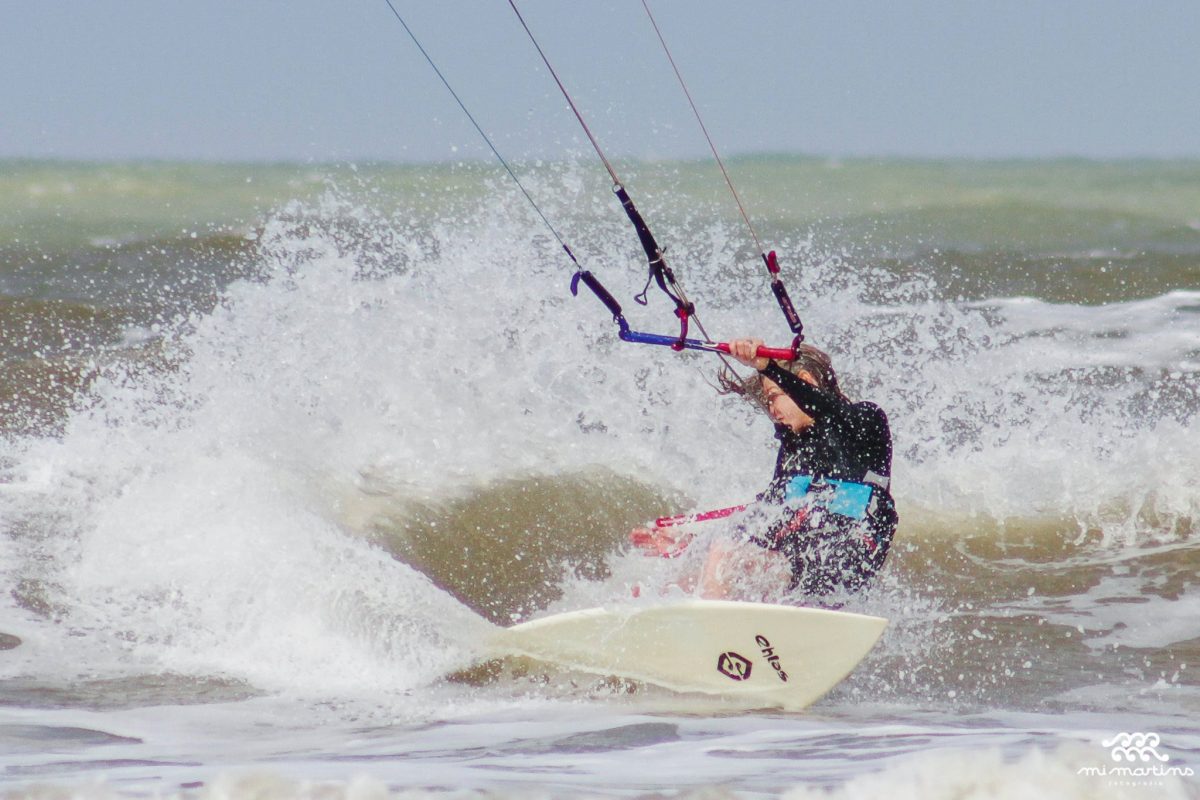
[488,599,886,710]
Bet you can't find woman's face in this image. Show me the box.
[762,374,816,432]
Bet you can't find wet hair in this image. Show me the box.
[716,343,847,411]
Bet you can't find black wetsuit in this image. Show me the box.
[748,362,898,596]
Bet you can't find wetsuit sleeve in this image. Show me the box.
[760,361,846,419]
[843,402,894,479]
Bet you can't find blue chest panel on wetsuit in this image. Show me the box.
[784,475,874,520]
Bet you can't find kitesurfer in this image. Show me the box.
[636,339,897,600]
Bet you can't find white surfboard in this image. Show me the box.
[488,599,886,710]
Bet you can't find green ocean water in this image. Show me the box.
[3,156,1198,436]
[3,156,1198,305]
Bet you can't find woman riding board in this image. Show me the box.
[635,338,897,600]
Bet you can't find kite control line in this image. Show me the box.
[641,0,805,347]
[384,1,798,362]
[508,0,721,354]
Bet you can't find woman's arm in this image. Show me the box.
[726,337,849,420]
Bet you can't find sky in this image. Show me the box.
[2,0,1198,163]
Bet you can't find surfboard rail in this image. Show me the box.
[488,599,887,710]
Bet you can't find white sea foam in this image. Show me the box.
[781,744,1197,800]
[1,178,1198,721]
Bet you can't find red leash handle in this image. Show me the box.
[634,503,750,559]
[654,503,749,528]
[714,342,796,361]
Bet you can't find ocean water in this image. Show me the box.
[1,157,1199,798]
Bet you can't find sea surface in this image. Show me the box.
[1,157,1199,798]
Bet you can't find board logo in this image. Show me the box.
[717,651,753,681]
[755,634,789,682]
